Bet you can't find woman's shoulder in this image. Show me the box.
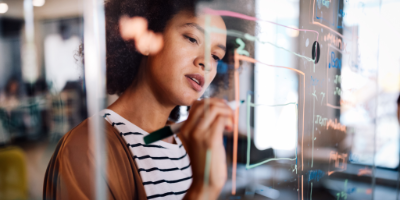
[49,117,101,177]
[44,116,148,200]
[59,118,91,149]
[59,116,117,150]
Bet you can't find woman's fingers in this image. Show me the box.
[181,99,230,137]
[224,114,234,132]
[181,99,220,131]
[194,104,233,136]
[208,115,227,147]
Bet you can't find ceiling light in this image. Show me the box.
[33,0,45,7]
[0,3,8,14]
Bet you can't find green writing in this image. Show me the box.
[315,115,328,126]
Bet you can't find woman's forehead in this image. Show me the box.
[171,10,226,32]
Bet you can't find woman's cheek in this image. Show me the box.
[207,68,217,84]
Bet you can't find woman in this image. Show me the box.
[43,0,233,199]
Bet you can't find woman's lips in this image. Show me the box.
[186,77,203,92]
[185,75,204,92]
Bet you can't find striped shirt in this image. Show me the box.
[100,109,192,200]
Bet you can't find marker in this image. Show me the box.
[144,100,245,144]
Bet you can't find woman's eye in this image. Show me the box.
[184,35,197,44]
[212,55,220,61]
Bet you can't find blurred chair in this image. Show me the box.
[0,146,28,200]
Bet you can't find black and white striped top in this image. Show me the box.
[101,109,192,200]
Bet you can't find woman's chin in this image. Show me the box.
[174,90,202,106]
[179,98,198,106]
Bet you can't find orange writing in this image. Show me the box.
[340,99,354,106]
[326,118,346,132]
[358,167,372,176]
[328,151,347,175]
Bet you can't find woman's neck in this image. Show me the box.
[108,81,175,135]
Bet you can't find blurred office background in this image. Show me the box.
[0,0,86,199]
[0,0,400,200]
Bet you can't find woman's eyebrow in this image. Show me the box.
[181,23,205,33]
[217,44,226,52]
[181,23,226,52]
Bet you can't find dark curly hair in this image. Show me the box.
[89,0,232,121]
[105,0,198,95]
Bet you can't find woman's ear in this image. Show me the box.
[119,16,164,56]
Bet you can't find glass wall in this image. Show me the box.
[1,0,400,199]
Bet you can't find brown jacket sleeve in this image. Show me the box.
[43,117,147,200]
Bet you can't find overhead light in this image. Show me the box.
[33,0,45,7]
[0,3,8,14]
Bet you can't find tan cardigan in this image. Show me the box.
[43,117,148,200]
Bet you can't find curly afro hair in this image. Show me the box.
[103,0,231,121]
[105,0,198,95]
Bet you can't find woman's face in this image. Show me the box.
[145,11,227,106]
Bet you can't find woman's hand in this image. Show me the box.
[179,98,234,200]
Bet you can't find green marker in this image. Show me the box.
[144,100,245,144]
